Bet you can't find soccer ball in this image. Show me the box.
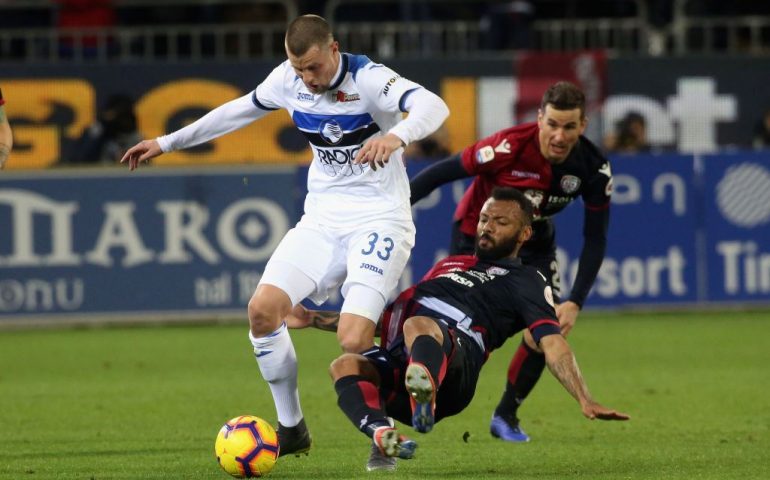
[215,415,280,477]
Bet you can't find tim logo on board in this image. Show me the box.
[707,155,770,301]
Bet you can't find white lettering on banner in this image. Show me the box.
[0,190,290,268]
[157,202,219,264]
[194,270,272,306]
[717,241,770,294]
[195,272,232,306]
[479,76,738,153]
[238,270,262,303]
[652,173,687,216]
[609,174,641,205]
[0,278,84,312]
[85,203,154,267]
[667,78,736,153]
[0,190,80,267]
[607,78,736,153]
[217,199,288,262]
[558,246,687,298]
[610,173,688,215]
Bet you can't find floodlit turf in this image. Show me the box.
[1,311,769,479]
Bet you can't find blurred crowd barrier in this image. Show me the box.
[2,54,770,171]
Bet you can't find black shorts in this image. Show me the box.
[450,220,562,301]
[366,314,485,427]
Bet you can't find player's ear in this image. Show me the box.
[519,225,533,243]
[579,114,588,134]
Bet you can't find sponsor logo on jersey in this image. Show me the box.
[297,92,314,102]
[360,262,384,275]
[486,266,509,276]
[314,146,366,177]
[332,90,361,102]
[476,146,495,164]
[382,76,401,97]
[494,139,511,154]
[319,118,344,145]
[523,189,544,209]
[549,195,573,205]
[439,272,475,287]
[511,170,540,179]
[560,175,581,194]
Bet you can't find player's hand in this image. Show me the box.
[581,400,630,421]
[120,139,162,171]
[352,133,404,171]
[556,300,580,336]
[285,304,312,329]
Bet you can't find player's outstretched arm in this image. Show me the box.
[540,334,630,421]
[120,139,162,171]
[285,304,341,332]
[408,153,469,205]
[120,92,268,171]
[286,304,385,337]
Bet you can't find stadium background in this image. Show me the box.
[1,2,769,480]
[1,0,768,323]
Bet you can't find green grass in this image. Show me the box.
[1,311,769,479]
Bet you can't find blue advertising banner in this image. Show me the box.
[304,153,767,312]
[553,154,699,306]
[0,167,296,321]
[701,152,770,302]
[3,154,767,324]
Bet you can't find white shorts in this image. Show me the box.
[259,214,415,317]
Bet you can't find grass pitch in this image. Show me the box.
[1,311,768,479]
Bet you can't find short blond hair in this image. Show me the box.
[285,15,333,56]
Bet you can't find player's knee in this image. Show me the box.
[336,312,377,353]
[336,330,371,354]
[247,291,286,337]
[329,353,369,381]
[403,316,443,344]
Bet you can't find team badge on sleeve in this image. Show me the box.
[476,146,495,164]
[494,139,511,154]
[560,175,581,194]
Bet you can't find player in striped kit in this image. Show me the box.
[120,14,449,457]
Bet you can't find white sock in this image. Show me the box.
[249,323,303,427]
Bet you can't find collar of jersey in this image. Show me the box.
[328,52,349,92]
[491,257,523,267]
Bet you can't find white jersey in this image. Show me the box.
[255,53,422,227]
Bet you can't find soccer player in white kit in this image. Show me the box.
[120,15,449,457]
